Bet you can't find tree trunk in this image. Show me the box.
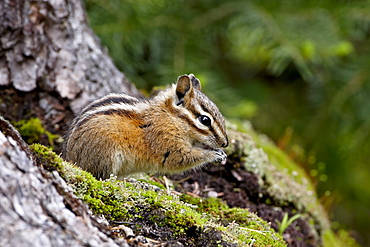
[0,0,137,245]
[0,117,127,246]
[0,0,140,140]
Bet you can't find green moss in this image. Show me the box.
[180,194,229,213]
[137,178,166,190]
[29,124,357,246]
[179,194,285,246]
[31,131,357,246]
[13,118,59,146]
[66,169,133,220]
[30,144,286,246]
[30,143,63,171]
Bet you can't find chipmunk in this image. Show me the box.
[62,74,228,179]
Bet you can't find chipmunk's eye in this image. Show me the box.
[199,115,211,127]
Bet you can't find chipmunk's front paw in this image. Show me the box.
[212,149,227,164]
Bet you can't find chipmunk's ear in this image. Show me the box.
[176,74,201,103]
[176,75,192,102]
[188,74,201,91]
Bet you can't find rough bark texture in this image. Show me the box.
[0,0,138,245]
[0,0,140,114]
[0,117,127,247]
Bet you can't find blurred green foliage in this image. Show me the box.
[84,0,370,245]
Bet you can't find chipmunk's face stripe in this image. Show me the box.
[195,93,227,146]
[169,87,227,148]
[174,94,212,133]
[198,93,226,132]
[169,93,211,136]
[187,102,202,120]
[199,100,211,116]
[178,114,209,136]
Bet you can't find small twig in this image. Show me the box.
[249,238,256,246]
[171,175,192,183]
[239,227,269,236]
[163,175,171,194]
[192,181,200,195]
[186,191,200,198]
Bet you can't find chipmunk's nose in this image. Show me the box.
[221,137,228,148]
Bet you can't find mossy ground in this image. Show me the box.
[29,120,359,246]
[31,144,286,246]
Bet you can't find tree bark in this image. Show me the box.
[0,0,140,122]
[0,117,127,247]
[0,0,137,245]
